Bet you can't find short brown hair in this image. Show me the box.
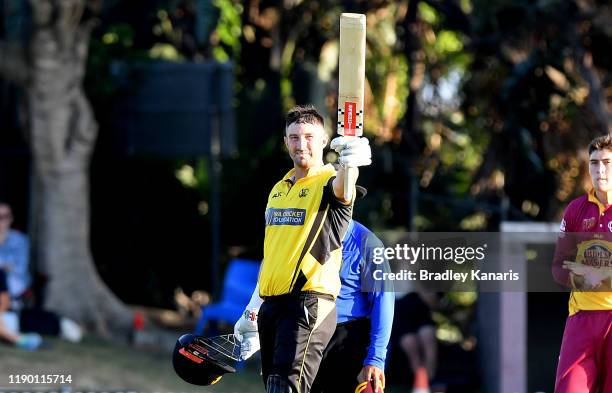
[285,105,324,129]
[588,134,612,155]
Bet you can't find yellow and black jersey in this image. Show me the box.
[258,164,353,298]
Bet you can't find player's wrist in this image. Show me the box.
[363,361,385,370]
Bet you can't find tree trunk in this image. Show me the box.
[1,0,132,337]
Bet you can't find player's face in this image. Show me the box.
[285,122,328,170]
[589,149,612,194]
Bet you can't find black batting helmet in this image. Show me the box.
[172,333,238,386]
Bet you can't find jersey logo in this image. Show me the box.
[265,208,306,226]
[582,217,595,230]
[582,244,612,267]
[299,188,310,198]
[608,221,612,232]
[271,191,284,199]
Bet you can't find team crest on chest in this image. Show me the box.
[582,217,596,230]
[582,244,612,267]
[608,221,612,232]
[299,188,310,198]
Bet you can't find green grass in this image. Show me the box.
[0,336,413,393]
[0,336,262,392]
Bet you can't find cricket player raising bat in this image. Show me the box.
[232,13,371,393]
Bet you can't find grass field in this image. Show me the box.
[0,336,263,393]
[1,336,412,393]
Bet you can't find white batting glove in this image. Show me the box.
[330,136,372,167]
[233,308,260,360]
[233,283,264,360]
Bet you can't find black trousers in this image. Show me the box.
[258,293,337,393]
[311,317,371,393]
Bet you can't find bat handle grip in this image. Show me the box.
[344,166,357,201]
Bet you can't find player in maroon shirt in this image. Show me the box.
[552,134,612,393]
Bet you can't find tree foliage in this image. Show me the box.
[86,0,612,235]
[460,0,611,223]
[4,0,610,310]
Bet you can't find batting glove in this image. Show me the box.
[233,308,260,360]
[330,136,372,167]
[233,284,264,360]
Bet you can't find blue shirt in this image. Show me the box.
[0,230,30,298]
[336,220,394,370]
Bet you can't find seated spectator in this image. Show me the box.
[0,201,82,343]
[0,269,42,350]
[0,201,31,307]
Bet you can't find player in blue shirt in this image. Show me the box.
[311,220,395,393]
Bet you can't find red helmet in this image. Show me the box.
[172,333,237,386]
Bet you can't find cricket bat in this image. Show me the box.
[337,13,366,201]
